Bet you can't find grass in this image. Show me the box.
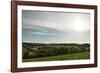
[22,52,90,62]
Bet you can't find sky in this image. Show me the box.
[22,10,90,44]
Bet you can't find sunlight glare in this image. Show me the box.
[73,18,87,31]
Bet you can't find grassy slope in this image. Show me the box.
[23,52,90,62]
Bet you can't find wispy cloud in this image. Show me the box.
[22,10,90,31]
[22,10,90,43]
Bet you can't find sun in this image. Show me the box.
[72,18,88,31]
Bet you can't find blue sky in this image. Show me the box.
[22,10,90,44]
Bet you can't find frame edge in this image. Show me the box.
[11,1,98,72]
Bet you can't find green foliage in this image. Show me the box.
[22,43,90,59]
[23,52,90,62]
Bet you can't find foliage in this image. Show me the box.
[23,52,90,62]
[22,43,90,59]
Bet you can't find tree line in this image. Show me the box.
[22,43,90,59]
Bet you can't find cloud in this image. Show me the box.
[23,24,64,36]
[22,10,90,43]
[22,10,90,31]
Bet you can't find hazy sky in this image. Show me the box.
[22,10,90,44]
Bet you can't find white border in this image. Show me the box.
[17,5,94,68]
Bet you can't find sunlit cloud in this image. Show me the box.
[22,10,90,43]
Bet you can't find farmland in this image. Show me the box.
[22,43,90,62]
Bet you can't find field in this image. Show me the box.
[22,43,90,62]
[23,52,90,62]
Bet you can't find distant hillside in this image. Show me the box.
[23,42,90,47]
[22,42,90,59]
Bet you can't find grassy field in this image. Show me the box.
[22,52,90,62]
